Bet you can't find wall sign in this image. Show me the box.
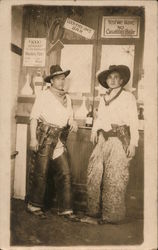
[102,16,140,38]
[23,38,46,67]
[64,18,95,39]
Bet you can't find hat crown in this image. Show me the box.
[44,64,70,83]
[109,65,117,70]
[50,65,63,75]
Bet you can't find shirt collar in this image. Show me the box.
[106,86,122,96]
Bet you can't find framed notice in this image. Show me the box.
[23,38,46,67]
[102,16,140,38]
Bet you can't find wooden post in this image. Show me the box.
[13,124,27,199]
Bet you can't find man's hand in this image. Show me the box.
[90,131,98,145]
[30,138,38,152]
[126,144,136,158]
[69,120,78,132]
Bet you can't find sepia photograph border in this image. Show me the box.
[0,0,157,249]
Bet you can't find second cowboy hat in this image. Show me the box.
[44,65,70,83]
[97,65,130,89]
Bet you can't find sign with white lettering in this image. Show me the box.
[102,16,140,38]
[64,18,95,39]
[23,38,46,67]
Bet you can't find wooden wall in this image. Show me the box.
[11,6,23,195]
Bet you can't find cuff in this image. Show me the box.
[130,140,138,147]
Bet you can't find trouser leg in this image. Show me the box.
[28,125,61,208]
[52,151,72,212]
[101,138,129,222]
[87,144,104,217]
[28,144,51,208]
[44,163,57,209]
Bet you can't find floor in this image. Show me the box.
[10,198,143,247]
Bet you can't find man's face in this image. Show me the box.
[51,74,65,90]
[106,71,123,89]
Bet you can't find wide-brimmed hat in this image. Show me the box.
[44,65,70,83]
[97,65,130,89]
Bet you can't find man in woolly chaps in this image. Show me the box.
[83,65,139,224]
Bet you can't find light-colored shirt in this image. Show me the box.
[30,89,74,159]
[93,89,139,146]
[30,89,73,127]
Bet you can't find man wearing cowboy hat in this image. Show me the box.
[81,65,139,224]
[27,65,77,218]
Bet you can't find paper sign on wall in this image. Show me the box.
[64,18,95,39]
[23,38,46,67]
[102,16,140,38]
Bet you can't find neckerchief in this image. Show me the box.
[49,87,67,107]
[106,88,113,95]
[103,87,123,106]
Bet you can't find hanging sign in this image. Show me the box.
[64,18,95,39]
[23,38,46,67]
[102,16,140,38]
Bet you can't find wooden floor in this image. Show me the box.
[11,198,143,247]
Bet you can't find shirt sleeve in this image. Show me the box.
[30,93,43,121]
[92,97,105,132]
[66,94,74,123]
[128,94,139,147]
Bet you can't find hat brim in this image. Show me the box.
[97,65,130,89]
[44,70,70,83]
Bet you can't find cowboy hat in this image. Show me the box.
[97,65,130,89]
[44,65,70,83]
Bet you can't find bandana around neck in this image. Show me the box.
[49,87,67,107]
[104,87,123,105]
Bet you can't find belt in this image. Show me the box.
[37,121,70,147]
[97,124,130,141]
[38,121,62,129]
[97,129,117,140]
